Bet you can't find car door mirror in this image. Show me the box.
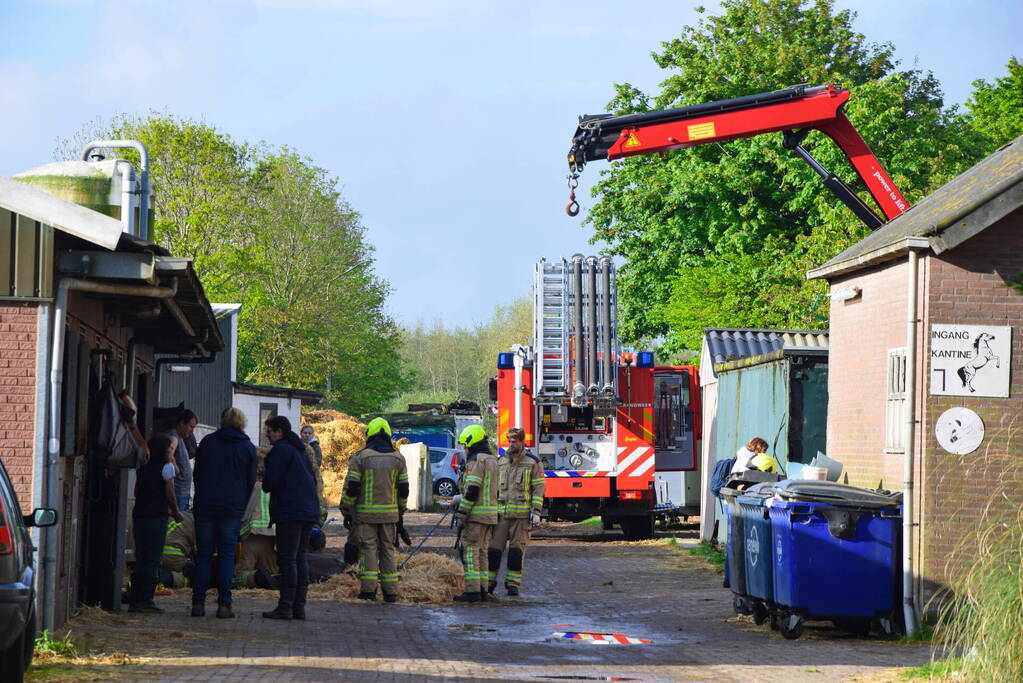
[25,508,58,527]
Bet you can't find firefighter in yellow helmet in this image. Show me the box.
[487,426,545,596]
[452,424,500,603]
[340,417,408,603]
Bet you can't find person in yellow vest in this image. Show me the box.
[452,425,500,603]
[161,511,196,588]
[487,427,545,596]
[340,418,408,603]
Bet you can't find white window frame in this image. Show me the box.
[885,347,907,453]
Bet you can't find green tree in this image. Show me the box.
[966,55,1023,148]
[57,116,404,413]
[584,0,985,350]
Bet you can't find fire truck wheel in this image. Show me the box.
[620,516,654,541]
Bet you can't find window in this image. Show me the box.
[259,402,278,448]
[886,348,907,452]
[429,450,445,464]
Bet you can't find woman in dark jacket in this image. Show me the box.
[191,407,257,618]
[131,432,183,612]
[261,415,319,620]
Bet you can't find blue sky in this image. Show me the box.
[1,0,1019,328]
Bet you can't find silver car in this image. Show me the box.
[429,447,463,498]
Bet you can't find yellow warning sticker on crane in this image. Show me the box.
[688,122,716,140]
[624,132,642,148]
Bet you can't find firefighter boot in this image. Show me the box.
[453,591,481,603]
[506,584,520,596]
[357,591,377,601]
[383,593,397,604]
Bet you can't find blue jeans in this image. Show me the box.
[177,494,191,512]
[193,515,242,606]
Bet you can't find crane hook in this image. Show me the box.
[565,173,580,216]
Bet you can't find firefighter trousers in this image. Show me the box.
[487,517,530,587]
[460,521,494,593]
[355,521,398,595]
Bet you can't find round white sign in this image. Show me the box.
[935,407,985,455]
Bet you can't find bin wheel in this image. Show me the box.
[833,618,871,636]
[751,601,769,626]
[779,614,804,640]
[733,595,753,616]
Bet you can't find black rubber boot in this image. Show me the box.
[357,591,377,601]
[216,603,235,619]
[263,603,294,620]
[487,582,497,594]
[191,602,205,617]
[506,584,520,597]
[453,591,481,603]
[383,593,397,604]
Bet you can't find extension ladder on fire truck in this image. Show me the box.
[534,258,570,395]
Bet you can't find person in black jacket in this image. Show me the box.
[190,407,257,618]
[261,415,319,620]
[131,432,183,613]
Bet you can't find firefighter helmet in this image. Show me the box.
[458,424,487,448]
[366,417,392,438]
[749,453,778,474]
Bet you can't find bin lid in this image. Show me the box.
[736,481,776,504]
[774,480,901,508]
[723,469,782,490]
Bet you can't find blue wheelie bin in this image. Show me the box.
[769,480,902,640]
[737,483,777,626]
[719,485,750,615]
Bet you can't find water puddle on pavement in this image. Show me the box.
[424,607,694,647]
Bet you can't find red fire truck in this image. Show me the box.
[493,255,701,540]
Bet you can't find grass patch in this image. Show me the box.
[35,629,77,657]
[931,458,1023,681]
[898,658,962,680]
[686,539,726,568]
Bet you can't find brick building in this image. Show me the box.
[807,134,1023,605]
[0,170,222,629]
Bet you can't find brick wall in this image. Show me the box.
[826,258,913,491]
[920,208,1023,585]
[826,205,1023,593]
[0,302,39,513]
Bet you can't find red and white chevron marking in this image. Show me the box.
[616,446,655,478]
[549,631,653,644]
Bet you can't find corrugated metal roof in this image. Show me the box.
[211,303,242,317]
[808,133,1023,280]
[703,327,829,366]
[0,174,123,250]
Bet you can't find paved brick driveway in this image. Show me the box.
[55,512,930,682]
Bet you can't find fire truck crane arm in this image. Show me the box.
[567,84,909,227]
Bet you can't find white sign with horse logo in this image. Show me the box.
[930,324,1011,398]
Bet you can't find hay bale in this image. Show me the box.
[305,552,463,604]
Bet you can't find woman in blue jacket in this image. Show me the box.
[191,407,257,618]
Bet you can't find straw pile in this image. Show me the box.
[302,411,366,506]
[306,552,463,604]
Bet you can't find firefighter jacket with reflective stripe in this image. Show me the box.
[457,451,500,524]
[341,448,408,523]
[163,512,196,559]
[498,451,545,518]
[240,483,273,538]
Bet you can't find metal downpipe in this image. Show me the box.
[902,249,920,636]
[585,256,598,394]
[571,255,584,404]
[43,277,178,631]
